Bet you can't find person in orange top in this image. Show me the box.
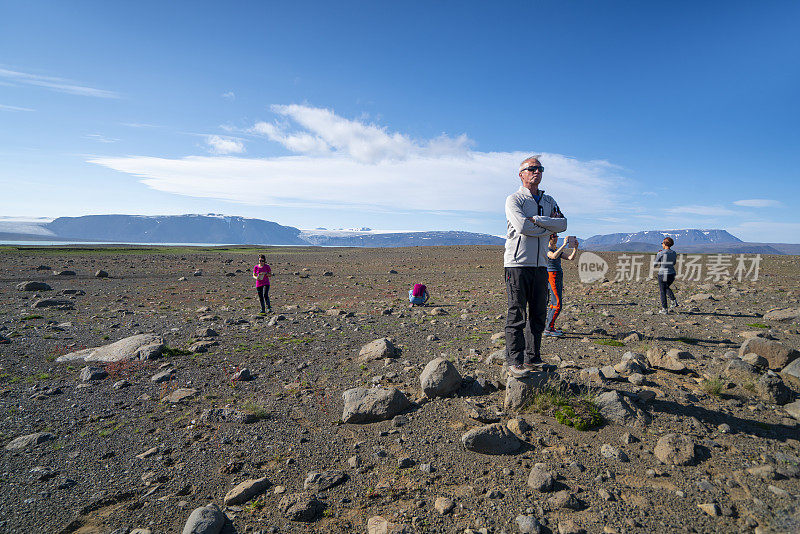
[544,233,577,336]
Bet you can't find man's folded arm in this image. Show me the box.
[505,197,545,236]
[531,215,568,233]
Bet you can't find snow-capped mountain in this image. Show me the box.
[582,229,742,247]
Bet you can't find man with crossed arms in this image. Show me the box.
[504,156,567,377]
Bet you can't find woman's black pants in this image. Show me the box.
[257,285,271,312]
[658,273,676,309]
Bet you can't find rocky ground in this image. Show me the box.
[1,245,799,534]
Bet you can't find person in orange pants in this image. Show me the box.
[544,233,577,336]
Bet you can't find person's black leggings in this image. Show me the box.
[658,273,676,309]
[257,285,271,312]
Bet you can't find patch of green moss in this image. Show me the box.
[594,339,624,347]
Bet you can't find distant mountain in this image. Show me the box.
[1,218,797,252]
[582,229,741,247]
[578,229,790,254]
[45,214,306,245]
[4,215,503,247]
[299,230,504,247]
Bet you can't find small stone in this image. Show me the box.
[224,476,271,505]
[161,388,199,403]
[80,366,107,381]
[628,373,645,386]
[527,466,555,492]
[548,490,582,510]
[181,503,225,534]
[278,492,324,522]
[697,503,721,516]
[558,519,584,534]
[461,423,522,454]
[768,485,790,497]
[434,496,455,514]
[601,444,629,462]
[654,433,696,465]
[747,465,776,480]
[597,488,614,501]
[303,470,347,492]
[515,515,542,534]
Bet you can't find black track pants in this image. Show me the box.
[505,266,548,366]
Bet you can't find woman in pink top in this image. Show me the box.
[252,254,272,313]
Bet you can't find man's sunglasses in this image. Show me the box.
[521,165,544,173]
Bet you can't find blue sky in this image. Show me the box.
[2,1,799,242]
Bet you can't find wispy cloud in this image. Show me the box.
[733,198,784,208]
[122,122,160,129]
[222,91,235,100]
[665,205,738,217]
[0,67,118,98]
[0,103,34,112]
[89,104,631,216]
[85,133,120,143]
[206,135,244,154]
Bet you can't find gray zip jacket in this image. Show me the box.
[504,187,568,268]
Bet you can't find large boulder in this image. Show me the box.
[783,358,800,382]
[654,433,696,465]
[763,308,800,322]
[341,387,410,423]
[646,347,686,373]
[755,371,793,405]
[785,400,800,421]
[181,503,226,534]
[17,281,51,291]
[55,333,164,363]
[358,338,396,362]
[461,423,522,455]
[32,299,74,309]
[739,337,800,370]
[419,358,462,398]
[504,372,553,412]
[593,390,636,426]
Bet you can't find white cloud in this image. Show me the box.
[90,104,630,217]
[733,198,784,208]
[206,135,245,155]
[0,103,34,112]
[250,104,472,163]
[665,205,738,217]
[0,68,118,98]
[222,91,235,100]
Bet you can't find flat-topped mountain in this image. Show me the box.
[45,214,307,245]
[582,229,741,247]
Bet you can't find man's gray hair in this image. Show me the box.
[519,155,542,172]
